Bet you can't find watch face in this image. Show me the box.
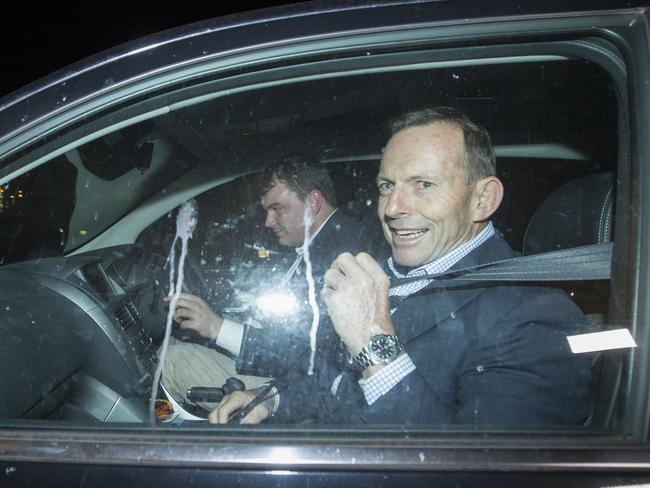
[370,335,397,362]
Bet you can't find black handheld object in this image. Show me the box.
[186,377,246,403]
[228,382,275,424]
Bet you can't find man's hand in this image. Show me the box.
[208,388,272,424]
[322,252,396,356]
[164,293,224,340]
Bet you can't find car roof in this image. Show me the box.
[0,0,647,148]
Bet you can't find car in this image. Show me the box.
[1,0,650,486]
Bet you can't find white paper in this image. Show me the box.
[160,384,207,421]
[567,328,637,354]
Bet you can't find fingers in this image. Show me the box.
[169,295,204,320]
[323,252,388,291]
[208,390,267,424]
[164,293,202,303]
[330,252,363,279]
[321,251,394,353]
[323,253,358,291]
[356,252,389,282]
[172,304,200,321]
[169,302,198,328]
[334,252,384,278]
[208,392,246,424]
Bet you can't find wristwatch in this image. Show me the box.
[353,334,405,370]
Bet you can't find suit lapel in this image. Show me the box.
[391,232,516,343]
[394,285,485,343]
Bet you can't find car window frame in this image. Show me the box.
[1,4,650,474]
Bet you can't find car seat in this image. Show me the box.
[522,172,615,325]
[522,171,619,428]
[523,172,615,255]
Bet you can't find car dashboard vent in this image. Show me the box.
[114,301,140,332]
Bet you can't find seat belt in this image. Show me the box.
[391,242,612,288]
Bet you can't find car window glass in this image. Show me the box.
[0,54,629,435]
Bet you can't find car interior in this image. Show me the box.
[0,44,629,432]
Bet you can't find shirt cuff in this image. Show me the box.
[215,318,244,356]
[357,353,416,405]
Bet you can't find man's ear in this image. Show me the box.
[471,176,503,222]
[307,189,324,215]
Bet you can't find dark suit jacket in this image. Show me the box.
[275,231,595,426]
[236,210,370,377]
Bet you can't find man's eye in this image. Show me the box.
[416,181,434,190]
[377,182,393,194]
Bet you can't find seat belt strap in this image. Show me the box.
[390,242,612,288]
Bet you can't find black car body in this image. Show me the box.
[1,1,650,486]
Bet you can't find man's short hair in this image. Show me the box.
[387,107,496,184]
[258,154,337,205]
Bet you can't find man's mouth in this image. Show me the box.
[390,228,427,241]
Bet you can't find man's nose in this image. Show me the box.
[265,211,276,228]
[383,186,411,218]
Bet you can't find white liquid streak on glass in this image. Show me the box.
[149,200,198,424]
[302,206,319,376]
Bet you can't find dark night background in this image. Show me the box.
[0,1,308,99]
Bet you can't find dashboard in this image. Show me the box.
[0,244,166,423]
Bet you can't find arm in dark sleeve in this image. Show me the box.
[236,323,309,377]
[269,320,360,424]
[337,290,594,426]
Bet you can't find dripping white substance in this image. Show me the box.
[302,206,320,376]
[149,200,197,425]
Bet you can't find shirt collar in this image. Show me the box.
[295,208,338,256]
[388,222,495,297]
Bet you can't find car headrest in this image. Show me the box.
[522,172,615,255]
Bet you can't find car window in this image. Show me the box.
[0,21,638,447]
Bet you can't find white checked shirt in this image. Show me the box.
[355,222,496,405]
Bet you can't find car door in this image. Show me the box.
[1,1,650,486]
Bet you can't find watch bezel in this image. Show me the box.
[368,334,400,363]
[352,334,404,369]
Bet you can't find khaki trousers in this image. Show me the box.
[161,337,270,410]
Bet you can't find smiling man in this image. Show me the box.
[377,120,491,267]
[211,107,594,426]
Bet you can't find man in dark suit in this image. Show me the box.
[210,108,593,426]
[162,156,368,406]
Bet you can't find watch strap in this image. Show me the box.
[353,334,404,370]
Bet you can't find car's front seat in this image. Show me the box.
[522,171,618,428]
[523,171,615,255]
[522,171,615,326]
